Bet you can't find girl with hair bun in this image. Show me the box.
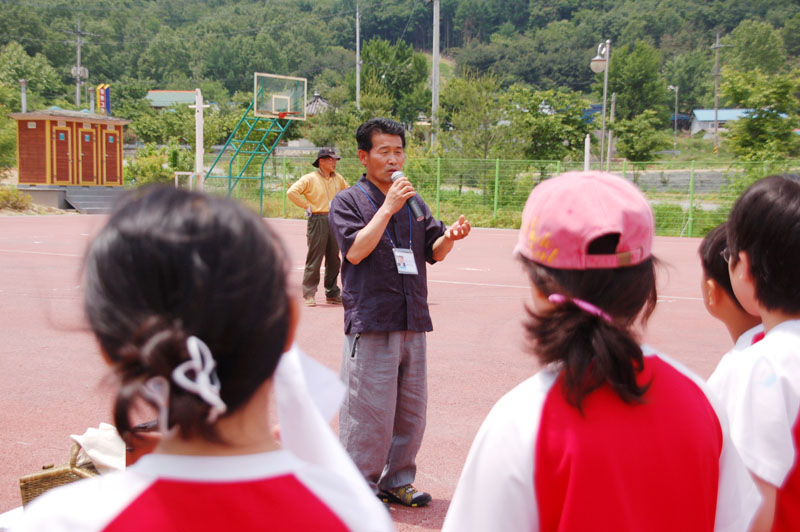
[17,186,393,532]
[443,172,760,532]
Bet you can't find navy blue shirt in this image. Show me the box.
[329,175,447,334]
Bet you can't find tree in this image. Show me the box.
[722,20,786,75]
[721,67,800,160]
[613,110,671,161]
[306,77,395,151]
[441,71,509,160]
[782,14,800,65]
[601,41,667,122]
[506,86,590,161]
[137,28,192,82]
[440,71,511,200]
[662,49,713,113]
[529,20,595,92]
[360,38,428,123]
[0,85,16,174]
[0,41,62,99]
[126,141,193,186]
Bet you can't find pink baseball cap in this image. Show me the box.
[514,171,653,269]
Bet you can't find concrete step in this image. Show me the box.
[64,187,127,214]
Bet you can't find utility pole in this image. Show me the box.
[711,33,730,156]
[668,85,679,155]
[355,0,361,110]
[606,92,615,172]
[431,0,440,147]
[66,18,95,107]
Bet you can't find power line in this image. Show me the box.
[377,0,421,81]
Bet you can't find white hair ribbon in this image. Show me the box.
[141,375,171,433]
[172,336,228,423]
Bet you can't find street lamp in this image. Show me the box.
[590,40,611,169]
[668,85,679,156]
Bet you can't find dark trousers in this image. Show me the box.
[303,214,342,298]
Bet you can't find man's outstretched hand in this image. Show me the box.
[446,215,471,241]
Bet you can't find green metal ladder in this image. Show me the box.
[204,91,292,215]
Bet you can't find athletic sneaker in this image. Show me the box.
[325,294,342,304]
[304,296,316,307]
[380,485,432,507]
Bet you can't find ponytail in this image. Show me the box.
[84,187,292,446]
[111,318,223,442]
[522,257,658,412]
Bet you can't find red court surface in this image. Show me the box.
[0,214,731,530]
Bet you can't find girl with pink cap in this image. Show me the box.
[443,172,760,532]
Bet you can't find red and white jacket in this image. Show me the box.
[443,347,760,532]
[16,450,394,532]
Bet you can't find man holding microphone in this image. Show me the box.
[329,118,471,507]
[287,147,348,307]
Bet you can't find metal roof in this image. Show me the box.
[8,107,130,124]
[692,109,753,122]
[145,90,196,108]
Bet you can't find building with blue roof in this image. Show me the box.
[690,109,753,137]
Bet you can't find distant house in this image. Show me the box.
[582,104,603,124]
[145,90,196,108]
[691,109,753,137]
[306,89,330,117]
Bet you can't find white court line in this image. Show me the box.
[429,278,703,301]
[0,248,81,258]
[430,279,527,289]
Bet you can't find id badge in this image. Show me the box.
[393,248,418,275]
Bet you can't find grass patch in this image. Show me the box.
[669,135,735,162]
[0,186,32,210]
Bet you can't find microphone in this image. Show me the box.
[391,171,425,222]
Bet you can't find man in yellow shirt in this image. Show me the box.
[287,147,348,306]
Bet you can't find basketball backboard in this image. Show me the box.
[254,73,307,121]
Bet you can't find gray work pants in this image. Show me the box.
[303,214,341,298]
[338,331,427,494]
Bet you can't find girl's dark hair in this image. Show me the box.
[356,117,406,152]
[699,222,744,310]
[727,174,800,314]
[84,186,291,441]
[521,235,658,411]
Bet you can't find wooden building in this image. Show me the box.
[9,108,131,186]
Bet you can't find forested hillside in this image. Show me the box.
[2,0,798,100]
[1,0,799,169]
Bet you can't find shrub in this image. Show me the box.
[126,142,192,186]
[0,186,32,210]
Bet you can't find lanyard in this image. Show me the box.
[357,183,412,249]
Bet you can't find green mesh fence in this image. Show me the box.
[199,155,800,238]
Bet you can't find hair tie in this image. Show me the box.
[548,293,613,323]
[141,375,171,433]
[172,336,228,423]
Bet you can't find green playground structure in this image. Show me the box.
[203,89,293,215]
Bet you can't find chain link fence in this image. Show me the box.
[200,156,800,238]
